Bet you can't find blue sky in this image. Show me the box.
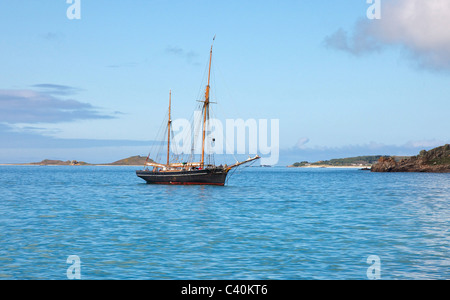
[1,0,449,164]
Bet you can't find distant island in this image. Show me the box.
[102,155,153,166]
[29,159,90,166]
[371,144,450,173]
[288,155,390,168]
[25,155,151,166]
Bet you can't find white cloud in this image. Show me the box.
[0,88,115,123]
[325,0,450,71]
[295,137,310,149]
[403,139,446,149]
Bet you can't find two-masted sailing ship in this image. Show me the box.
[136,38,260,186]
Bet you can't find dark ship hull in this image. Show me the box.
[136,168,228,186]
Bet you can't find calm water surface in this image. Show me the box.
[0,166,449,279]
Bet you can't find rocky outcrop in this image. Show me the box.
[371,144,450,173]
[370,157,398,172]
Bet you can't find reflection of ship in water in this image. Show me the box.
[136,38,259,186]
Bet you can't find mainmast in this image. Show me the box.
[201,36,215,168]
[167,90,172,166]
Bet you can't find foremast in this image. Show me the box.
[167,90,172,166]
[200,36,214,168]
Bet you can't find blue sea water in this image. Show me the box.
[0,165,449,280]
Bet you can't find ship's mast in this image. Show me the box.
[167,90,172,166]
[201,36,215,168]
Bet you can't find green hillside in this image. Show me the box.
[292,155,387,167]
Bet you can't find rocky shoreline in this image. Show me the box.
[371,144,450,173]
